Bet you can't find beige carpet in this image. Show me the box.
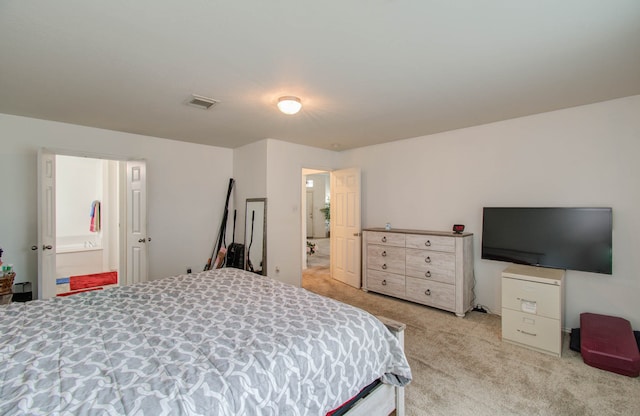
[302,268,640,416]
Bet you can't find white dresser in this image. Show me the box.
[362,228,474,317]
[501,264,565,357]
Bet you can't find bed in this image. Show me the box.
[0,268,411,415]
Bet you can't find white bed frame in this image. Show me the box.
[344,316,406,416]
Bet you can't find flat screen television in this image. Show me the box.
[481,207,612,274]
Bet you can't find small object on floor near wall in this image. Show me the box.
[452,224,465,234]
[385,223,391,230]
[306,241,317,255]
[12,282,32,302]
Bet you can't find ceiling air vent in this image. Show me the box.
[187,94,219,110]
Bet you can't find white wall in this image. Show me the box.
[56,155,104,246]
[233,140,268,250]
[338,95,640,329]
[0,114,233,295]
[265,139,336,287]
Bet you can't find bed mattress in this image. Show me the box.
[0,268,411,415]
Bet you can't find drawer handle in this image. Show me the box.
[381,236,387,242]
[381,251,387,257]
[518,329,537,337]
[382,264,387,270]
[425,256,431,263]
[382,279,387,286]
[424,289,431,296]
[425,271,431,278]
[425,240,431,247]
[517,297,536,304]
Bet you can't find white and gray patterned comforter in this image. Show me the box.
[0,268,411,415]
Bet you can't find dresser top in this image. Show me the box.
[363,227,473,237]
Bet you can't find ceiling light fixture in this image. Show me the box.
[277,96,302,115]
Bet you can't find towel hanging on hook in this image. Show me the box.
[90,200,101,232]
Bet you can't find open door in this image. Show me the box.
[330,168,361,288]
[124,160,148,285]
[37,149,57,299]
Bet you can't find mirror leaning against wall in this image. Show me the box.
[245,198,266,275]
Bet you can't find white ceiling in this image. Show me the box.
[1,1,639,151]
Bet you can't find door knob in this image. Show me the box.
[138,238,146,243]
[43,245,53,250]
[31,245,38,251]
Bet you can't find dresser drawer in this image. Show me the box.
[406,234,455,253]
[366,270,405,298]
[367,245,405,275]
[502,309,561,355]
[502,277,561,319]
[405,277,455,311]
[405,249,455,284]
[366,231,405,247]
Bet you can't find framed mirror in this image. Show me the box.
[245,198,266,275]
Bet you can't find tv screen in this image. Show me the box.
[481,207,612,274]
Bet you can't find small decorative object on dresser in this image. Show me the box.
[362,228,474,317]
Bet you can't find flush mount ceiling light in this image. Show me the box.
[277,96,302,115]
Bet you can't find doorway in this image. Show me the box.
[37,149,148,299]
[54,155,119,296]
[302,170,330,274]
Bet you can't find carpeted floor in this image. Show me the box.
[302,268,640,416]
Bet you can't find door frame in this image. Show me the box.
[37,147,147,299]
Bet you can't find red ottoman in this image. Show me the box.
[580,313,640,377]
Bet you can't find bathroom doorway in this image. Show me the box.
[37,149,148,299]
[54,155,120,295]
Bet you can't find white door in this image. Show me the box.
[125,160,148,285]
[37,149,57,299]
[330,168,361,288]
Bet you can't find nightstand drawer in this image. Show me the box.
[405,277,455,311]
[502,276,561,319]
[367,270,405,298]
[406,235,455,252]
[366,231,405,247]
[405,249,455,284]
[367,245,405,275]
[502,309,561,355]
